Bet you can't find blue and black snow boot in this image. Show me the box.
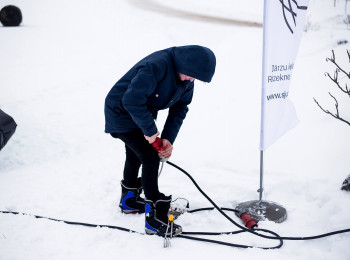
[145,194,182,237]
[119,178,145,214]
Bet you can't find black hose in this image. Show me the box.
[166,161,350,243]
[1,160,349,250]
[0,210,142,234]
[166,161,284,249]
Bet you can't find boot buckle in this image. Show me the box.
[163,214,174,248]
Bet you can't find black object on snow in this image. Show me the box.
[341,175,350,192]
[0,5,22,26]
[0,109,17,151]
[337,39,348,45]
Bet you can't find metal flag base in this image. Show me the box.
[235,200,287,223]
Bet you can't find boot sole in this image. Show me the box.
[120,208,145,214]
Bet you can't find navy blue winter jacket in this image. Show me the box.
[104,45,216,144]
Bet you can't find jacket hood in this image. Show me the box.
[173,45,216,83]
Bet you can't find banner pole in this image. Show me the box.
[258,0,267,205]
[258,150,264,203]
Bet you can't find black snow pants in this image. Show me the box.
[111,129,160,201]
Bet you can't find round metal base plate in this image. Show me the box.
[235,200,287,223]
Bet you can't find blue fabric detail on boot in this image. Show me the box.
[121,191,137,211]
[145,221,157,232]
[145,203,152,214]
[145,203,157,232]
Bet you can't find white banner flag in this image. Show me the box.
[260,0,309,150]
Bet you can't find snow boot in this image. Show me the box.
[145,194,182,237]
[119,178,145,214]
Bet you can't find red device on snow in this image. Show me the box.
[239,212,258,229]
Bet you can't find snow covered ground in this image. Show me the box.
[1,0,350,259]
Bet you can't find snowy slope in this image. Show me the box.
[0,0,350,259]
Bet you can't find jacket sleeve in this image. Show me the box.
[161,83,194,144]
[122,63,165,137]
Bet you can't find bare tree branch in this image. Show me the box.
[324,70,350,98]
[314,50,350,127]
[326,50,350,80]
[324,50,350,98]
[329,92,339,117]
[313,95,350,126]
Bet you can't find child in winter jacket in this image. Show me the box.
[104,45,216,236]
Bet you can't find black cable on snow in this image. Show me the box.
[0,160,349,249]
[166,161,350,242]
[0,210,142,234]
[166,161,283,249]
